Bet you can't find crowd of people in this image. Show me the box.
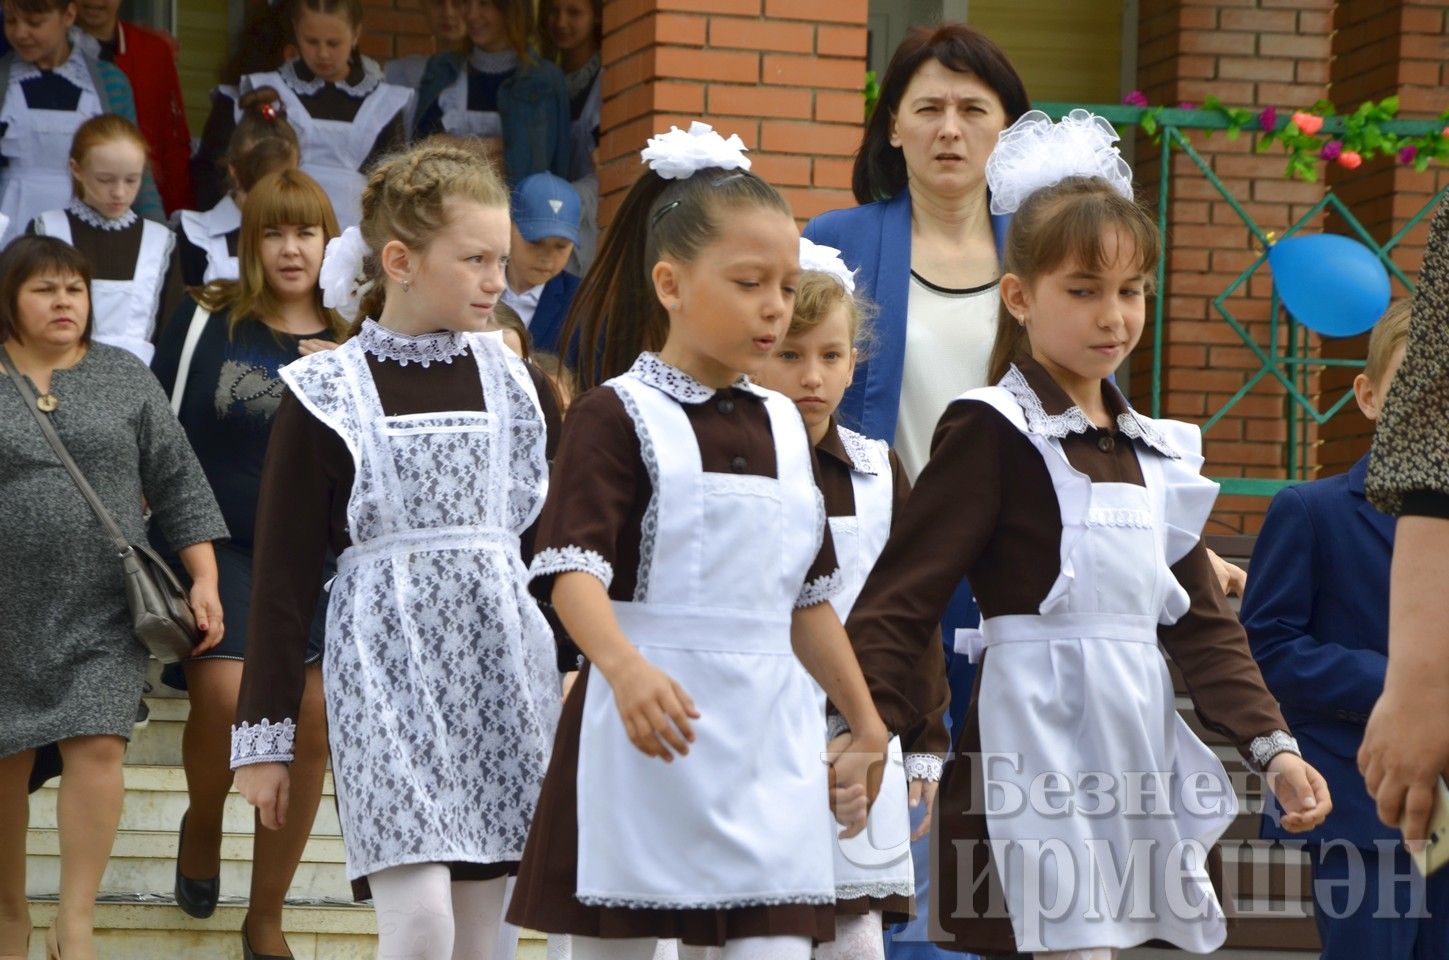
[0,9,1446,960]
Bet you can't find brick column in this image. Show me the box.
[1316,1,1449,476]
[360,0,436,62]
[598,0,869,228]
[1134,0,1333,534]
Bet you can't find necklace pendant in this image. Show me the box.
[36,393,59,413]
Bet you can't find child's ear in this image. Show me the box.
[379,238,413,287]
[1000,272,1031,320]
[1352,372,1381,422]
[846,346,859,387]
[652,259,681,313]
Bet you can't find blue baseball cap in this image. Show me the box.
[511,172,581,245]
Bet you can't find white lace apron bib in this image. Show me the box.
[959,376,1234,953]
[38,210,172,365]
[178,195,240,284]
[280,331,561,880]
[574,373,836,909]
[824,426,915,902]
[0,64,100,243]
[243,71,411,229]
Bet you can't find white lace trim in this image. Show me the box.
[576,891,836,909]
[1084,507,1154,529]
[835,424,883,476]
[904,753,944,782]
[999,365,1180,460]
[11,44,93,93]
[530,546,613,590]
[67,198,137,231]
[356,319,468,367]
[1250,730,1301,771]
[469,47,520,75]
[281,58,380,98]
[612,383,660,602]
[230,718,296,767]
[836,879,916,901]
[796,568,844,608]
[628,352,770,404]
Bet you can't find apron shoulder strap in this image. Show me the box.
[36,208,71,243]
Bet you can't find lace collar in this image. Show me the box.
[281,58,379,98]
[12,38,93,92]
[627,352,769,404]
[67,198,136,232]
[469,47,519,75]
[999,363,1180,460]
[356,319,468,368]
[565,52,601,100]
[833,422,881,476]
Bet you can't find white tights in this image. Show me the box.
[813,911,884,960]
[370,864,519,960]
[1033,950,1118,960]
[571,936,809,960]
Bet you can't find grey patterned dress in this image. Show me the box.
[0,343,227,757]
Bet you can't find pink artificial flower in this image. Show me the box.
[1338,150,1364,170]
[1291,111,1324,136]
[1259,106,1278,132]
[1399,145,1418,166]
[1319,140,1343,162]
[1123,90,1150,108]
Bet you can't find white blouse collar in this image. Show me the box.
[67,198,137,232]
[281,58,380,98]
[13,36,93,92]
[356,319,468,368]
[469,47,519,74]
[628,352,769,404]
[1000,364,1180,460]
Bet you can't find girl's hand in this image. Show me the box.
[188,578,225,653]
[235,762,290,830]
[1267,752,1333,833]
[605,655,699,762]
[908,779,940,841]
[827,727,888,839]
[298,338,338,356]
[1207,548,1247,597]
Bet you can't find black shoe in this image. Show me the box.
[241,913,293,960]
[173,812,220,919]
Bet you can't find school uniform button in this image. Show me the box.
[730,455,748,473]
[717,398,735,414]
[1097,435,1115,452]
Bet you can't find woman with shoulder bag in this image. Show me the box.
[150,168,343,960]
[0,235,227,960]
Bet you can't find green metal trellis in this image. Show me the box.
[1037,103,1448,497]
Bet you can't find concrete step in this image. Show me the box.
[124,695,189,767]
[25,828,352,901]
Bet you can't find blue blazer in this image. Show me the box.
[1240,453,1398,848]
[803,191,1012,442]
[527,270,581,357]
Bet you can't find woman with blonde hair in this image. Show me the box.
[150,168,344,960]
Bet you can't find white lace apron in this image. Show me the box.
[825,425,915,903]
[37,209,172,365]
[243,71,411,229]
[177,194,240,283]
[960,373,1233,953]
[279,330,561,881]
[574,372,836,909]
[0,61,100,243]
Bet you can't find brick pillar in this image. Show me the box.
[1134,0,1333,534]
[598,0,868,229]
[1316,1,1449,476]
[360,0,438,63]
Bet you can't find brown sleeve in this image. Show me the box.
[845,401,1010,736]
[518,360,564,566]
[235,391,342,737]
[798,442,841,603]
[1158,538,1289,765]
[154,236,186,341]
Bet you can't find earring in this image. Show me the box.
[402,278,412,293]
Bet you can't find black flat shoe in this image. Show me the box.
[241,913,293,960]
[173,812,220,919]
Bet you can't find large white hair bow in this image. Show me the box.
[319,226,374,323]
[798,237,857,294]
[640,120,751,180]
[985,109,1134,216]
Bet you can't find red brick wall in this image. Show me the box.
[597,0,869,229]
[359,0,439,61]
[1135,0,1334,535]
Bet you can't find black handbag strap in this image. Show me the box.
[1,345,132,556]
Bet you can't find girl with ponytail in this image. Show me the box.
[230,136,565,960]
[507,122,888,960]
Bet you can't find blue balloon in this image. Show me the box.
[1268,233,1392,337]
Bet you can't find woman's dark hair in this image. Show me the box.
[6,0,72,14]
[0,236,94,346]
[561,167,792,392]
[219,3,294,84]
[853,23,1030,204]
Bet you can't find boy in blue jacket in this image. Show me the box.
[502,171,580,357]
[1242,300,1448,959]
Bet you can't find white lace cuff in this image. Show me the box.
[826,713,851,740]
[530,546,613,590]
[230,718,296,768]
[796,568,844,608]
[1249,729,1301,771]
[905,753,944,782]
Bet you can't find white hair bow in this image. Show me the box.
[985,109,1134,216]
[798,237,857,294]
[319,226,374,323]
[640,121,751,181]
